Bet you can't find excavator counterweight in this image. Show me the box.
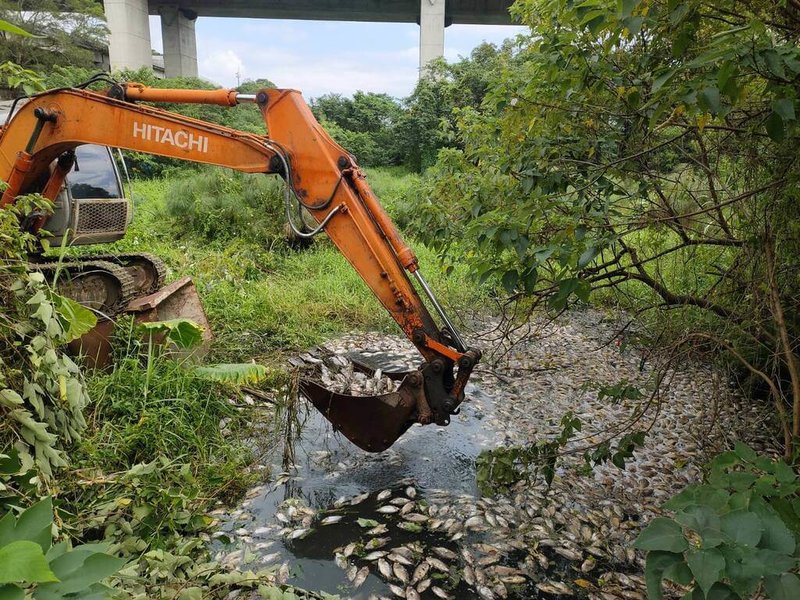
[0,78,480,450]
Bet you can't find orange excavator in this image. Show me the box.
[0,77,480,452]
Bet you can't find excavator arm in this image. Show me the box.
[0,83,481,451]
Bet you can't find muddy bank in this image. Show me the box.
[211,308,770,599]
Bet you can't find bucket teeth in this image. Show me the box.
[299,375,421,452]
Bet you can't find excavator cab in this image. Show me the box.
[0,80,480,450]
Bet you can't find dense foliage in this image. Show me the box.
[402,0,800,458]
[636,444,800,599]
[0,1,106,75]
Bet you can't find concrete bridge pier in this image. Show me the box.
[159,6,198,78]
[103,0,152,72]
[419,0,445,71]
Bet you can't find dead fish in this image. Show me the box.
[493,582,508,599]
[463,566,475,586]
[378,505,400,514]
[536,581,572,595]
[368,524,389,536]
[351,492,370,506]
[277,562,290,584]
[334,553,348,569]
[416,578,431,593]
[406,486,417,498]
[465,515,484,529]
[478,554,500,567]
[377,489,392,502]
[252,526,271,536]
[321,515,343,525]
[477,586,495,600]
[260,552,282,564]
[393,563,410,584]
[287,528,311,540]
[431,586,452,600]
[432,547,458,561]
[365,537,390,550]
[411,561,430,584]
[500,575,527,585]
[378,558,393,579]
[391,546,414,560]
[347,565,358,582]
[353,566,369,588]
[581,556,597,572]
[388,583,406,598]
[364,551,388,561]
[400,502,416,516]
[425,557,450,573]
[406,588,421,600]
[404,513,428,523]
[343,542,357,557]
[388,552,413,566]
[275,512,290,524]
[390,497,411,506]
[555,547,582,561]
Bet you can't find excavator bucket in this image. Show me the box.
[299,370,427,452]
[126,276,214,359]
[70,276,212,368]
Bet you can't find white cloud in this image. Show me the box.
[199,49,245,87]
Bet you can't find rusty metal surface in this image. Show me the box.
[126,276,213,361]
[68,318,115,369]
[299,376,421,452]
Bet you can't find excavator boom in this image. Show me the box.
[0,82,480,451]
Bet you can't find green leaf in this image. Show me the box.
[0,540,58,583]
[501,270,518,293]
[635,518,689,553]
[619,0,640,18]
[699,87,721,114]
[705,582,738,600]
[0,585,23,600]
[3,498,53,552]
[51,294,97,343]
[0,20,34,37]
[686,547,725,595]
[645,551,684,599]
[578,246,599,268]
[194,363,268,385]
[765,112,784,141]
[675,506,724,548]
[356,518,378,528]
[652,69,676,93]
[754,506,795,554]
[772,99,795,122]
[720,510,762,547]
[138,318,203,349]
[765,573,800,600]
[38,552,125,595]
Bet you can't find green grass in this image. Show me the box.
[80,169,485,363]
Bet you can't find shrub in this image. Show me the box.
[164,169,286,246]
[636,444,800,599]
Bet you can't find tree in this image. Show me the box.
[311,91,404,166]
[406,1,800,456]
[0,1,106,72]
[397,42,515,171]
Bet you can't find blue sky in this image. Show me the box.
[149,17,526,99]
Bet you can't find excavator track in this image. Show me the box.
[32,252,167,296]
[30,260,136,317]
[81,253,167,295]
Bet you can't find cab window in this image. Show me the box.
[68,145,122,199]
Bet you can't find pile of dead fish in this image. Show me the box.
[215,307,774,599]
[290,348,402,396]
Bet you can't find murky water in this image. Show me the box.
[215,346,527,599]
